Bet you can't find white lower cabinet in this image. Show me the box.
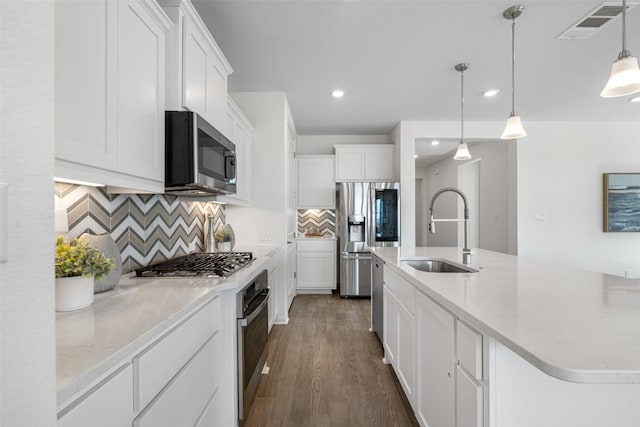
[58,364,133,427]
[456,366,483,427]
[134,333,220,427]
[296,239,336,292]
[415,290,455,427]
[382,266,415,404]
[57,295,230,427]
[382,265,485,427]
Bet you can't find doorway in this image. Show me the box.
[457,159,480,249]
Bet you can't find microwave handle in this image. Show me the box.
[225,154,236,180]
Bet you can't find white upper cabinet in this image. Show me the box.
[55,0,171,192]
[334,144,395,182]
[160,0,233,133]
[217,96,253,205]
[117,0,167,182]
[296,156,335,209]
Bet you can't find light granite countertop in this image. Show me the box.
[56,245,277,405]
[372,246,640,384]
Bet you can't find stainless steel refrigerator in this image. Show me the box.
[336,182,400,297]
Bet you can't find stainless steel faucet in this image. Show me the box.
[428,187,471,265]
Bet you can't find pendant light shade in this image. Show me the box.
[454,142,472,160]
[501,5,526,140]
[601,56,640,97]
[500,114,527,139]
[454,62,471,161]
[601,0,640,97]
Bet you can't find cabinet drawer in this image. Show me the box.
[135,296,221,411]
[58,364,133,427]
[134,332,222,427]
[296,239,335,252]
[384,266,415,313]
[456,319,483,380]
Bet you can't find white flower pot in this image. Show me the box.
[56,276,95,312]
[218,241,231,252]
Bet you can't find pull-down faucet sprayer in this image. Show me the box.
[428,187,471,265]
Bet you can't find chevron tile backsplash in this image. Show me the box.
[55,183,225,273]
[297,209,335,235]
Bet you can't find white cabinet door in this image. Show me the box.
[396,300,415,405]
[365,145,394,181]
[286,240,296,309]
[415,290,455,427]
[335,147,365,181]
[456,366,483,427]
[296,156,335,209]
[218,97,253,205]
[183,17,209,117]
[206,54,228,132]
[117,0,166,182]
[55,0,117,170]
[383,286,397,366]
[296,252,336,289]
[58,364,133,427]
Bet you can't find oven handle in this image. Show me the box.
[239,290,269,327]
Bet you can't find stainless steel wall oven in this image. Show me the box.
[237,269,269,425]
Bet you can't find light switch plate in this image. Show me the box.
[0,183,7,262]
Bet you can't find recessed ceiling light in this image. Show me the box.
[431,140,440,146]
[331,89,344,98]
[483,89,500,98]
[630,96,640,103]
[414,154,419,159]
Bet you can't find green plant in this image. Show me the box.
[55,236,114,281]
[215,228,231,242]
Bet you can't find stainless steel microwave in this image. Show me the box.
[165,111,236,196]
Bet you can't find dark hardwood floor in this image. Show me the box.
[244,294,419,427]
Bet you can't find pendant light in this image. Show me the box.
[454,63,472,160]
[601,0,640,97]
[501,5,527,140]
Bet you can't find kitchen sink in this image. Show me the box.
[401,258,478,273]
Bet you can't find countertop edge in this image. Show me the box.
[373,250,640,384]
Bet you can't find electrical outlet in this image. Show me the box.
[533,212,546,222]
[189,242,197,252]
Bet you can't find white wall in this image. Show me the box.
[419,140,516,254]
[0,1,57,425]
[226,92,288,247]
[518,122,640,278]
[296,134,390,155]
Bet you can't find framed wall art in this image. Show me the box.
[603,173,640,232]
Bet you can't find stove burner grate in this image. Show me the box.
[135,252,254,278]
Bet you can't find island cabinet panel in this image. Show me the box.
[415,289,455,427]
[382,266,415,404]
[456,366,483,427]
[457,319,483,381]
[58,364,133,427]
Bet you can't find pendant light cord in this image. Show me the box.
[461,67,465,143]
[511,18,516,116]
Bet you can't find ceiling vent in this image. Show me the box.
[558,2,639,40]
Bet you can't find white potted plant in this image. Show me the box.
[215,228,232,252]
[55,236,114,312]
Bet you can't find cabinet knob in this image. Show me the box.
[447,372,451,378]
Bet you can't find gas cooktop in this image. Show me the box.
[135,252,254,278]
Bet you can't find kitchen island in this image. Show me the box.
[372,246,640,427]
[56,245,278,427]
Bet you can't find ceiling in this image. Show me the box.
[193,1,640,136]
